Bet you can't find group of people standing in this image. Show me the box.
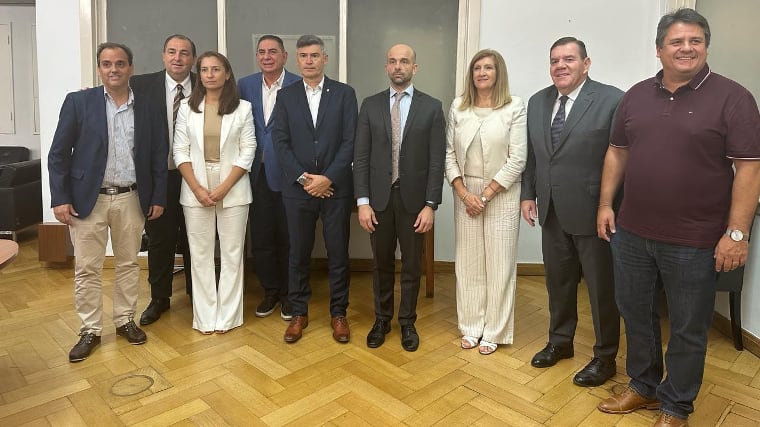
[48,8,760,427]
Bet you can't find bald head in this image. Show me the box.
[385,44,418,91]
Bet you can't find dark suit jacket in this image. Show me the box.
[521,78,623,235]
[130,70,197,147]
[272,76,358,199]
[353,87,446,213]
[48,86,168,218]
[238,70,302,191]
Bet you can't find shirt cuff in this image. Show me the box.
[357,197,369,206]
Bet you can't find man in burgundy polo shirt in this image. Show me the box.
[595,8,760,427]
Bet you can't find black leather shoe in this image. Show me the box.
[401,325,419,352]
[139,298,170,325]
[531,342,574,368]
[255,295,279,317]
[69,333,101,362]
[116,320,147,344]
[573,357,616,387]
[366,319,391,348]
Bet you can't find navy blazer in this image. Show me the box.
[272,76,358,199]
[48,86,168,219]
[238,69,301,191]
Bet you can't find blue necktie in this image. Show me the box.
[551,95,569,150]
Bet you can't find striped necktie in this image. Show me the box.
[172,83,184,128]
[551,95,568,150]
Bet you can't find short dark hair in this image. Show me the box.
[188,51,240,116]
[163,34,197,57]
[97,42,133,65]
[550,37,588,59]
[296,34,325,51]
[656,8,711,48]
[257,35,285,52]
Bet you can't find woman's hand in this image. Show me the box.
[462,192,484,217]
[209,183,231,203]
[193,186,215,207]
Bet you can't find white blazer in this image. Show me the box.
[445,96,527,189]
[173,98,256,208]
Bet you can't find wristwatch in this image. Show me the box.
[425,201,438,211]
[726,229,749,242]
[297,174,307,186]
[480,195,489,204]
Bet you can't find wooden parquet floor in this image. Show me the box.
[2,230,760,426]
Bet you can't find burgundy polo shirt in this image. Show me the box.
[611,64,760,248]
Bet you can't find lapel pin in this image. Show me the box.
[326,88,330,93]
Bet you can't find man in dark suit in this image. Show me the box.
[130,34,196,325]
[520,37,623,386]
[273,34,357,344]
[238,35,301,321]
[48,42,168,362]
[353,44,445,352]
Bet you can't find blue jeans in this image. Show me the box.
[610,226,717,419]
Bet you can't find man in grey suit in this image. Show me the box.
[354,44,446,352]
[520,37,623,387]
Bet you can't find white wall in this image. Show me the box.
[0,4,40,158]
[480,0,662,262]
[37,0,83,223]
[697,0,760,339]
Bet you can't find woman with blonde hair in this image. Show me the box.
[445,49,527,355]
[174,51,255,334]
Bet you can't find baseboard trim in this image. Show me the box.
[712,312,760,358]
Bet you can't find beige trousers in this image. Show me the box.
[69,191,145,335]
[453,176,520,344]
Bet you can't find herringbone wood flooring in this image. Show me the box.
[1,229,760,426]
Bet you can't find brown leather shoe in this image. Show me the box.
[653,412,688,427]
[597,386,660,414]
[331,315,350,343]
[284,315,308,343]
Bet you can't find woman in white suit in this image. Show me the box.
[173,51,255,334]
[445,49,527,355]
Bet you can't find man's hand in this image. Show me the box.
[147,205,164,220]
[597,206,616,242]
[303,173,334,198]
[53,204,78,225]
[357,204,378,233]
[520,200,538,226]
[714,235,748,272]
[414,206,435,233]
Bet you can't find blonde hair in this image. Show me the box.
[459,49,512,110]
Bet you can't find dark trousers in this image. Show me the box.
[250,167,289,302]
[145,169,191,298]
[370,187,424,326]
[283,195,351,317]
[611,226,717,419]
[541,201,619,360]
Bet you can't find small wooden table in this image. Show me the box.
[0,239,19,270]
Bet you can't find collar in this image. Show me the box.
[165,72,192,92]
[557,78,586,103]
[390,84,414,99]
[654,64,711,91]
[263,69,286,89]
[104,86,135,105]
[304,76,325,92]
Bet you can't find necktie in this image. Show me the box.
[391,91,405,184]
[172,83,185,128]
[551,95,569,149]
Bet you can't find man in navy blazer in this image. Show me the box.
[48,43,168,362]
[238,35,301,321]
[273,35,358,344]
[130,34,196,325]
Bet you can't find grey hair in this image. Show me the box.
[296,34,325,52]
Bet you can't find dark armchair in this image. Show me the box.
[0,158,43,239]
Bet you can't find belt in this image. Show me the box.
[99,183,137,195]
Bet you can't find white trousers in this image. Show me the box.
[453,176,520,344]
[183,162,249,332]
[69,191,145,334]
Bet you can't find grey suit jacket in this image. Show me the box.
[353,88,446,213]
[520,78,623,235]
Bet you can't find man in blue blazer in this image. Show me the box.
[48,43,168,362]
[130,34,196,325]
[273,35,358,344]
[238,35,301,321]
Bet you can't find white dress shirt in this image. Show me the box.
[165,72,192,169]
[551,78,586,123]
[304,77,324,127]
[262,69,285,124]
